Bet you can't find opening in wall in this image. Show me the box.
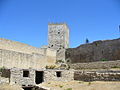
[22,87,32,90]
[56,71,61,77]
[23,71,29,77]
[35,71,44,84]
[51,45,53,47]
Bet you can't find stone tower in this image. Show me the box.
[48,23,69,62]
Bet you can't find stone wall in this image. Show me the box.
[48,24,69,61]
[45,48,56,65]
[0,77,9,84]
[70,60,120,69]
[74,70,120,81]
[0,49,56,69]
[10,68,35,86]
[44,69,74,82]
[0,38,57,69]
[10,68,74,86]
[66,38,120,63]
[0,38,45,54]
[0,69,10,84]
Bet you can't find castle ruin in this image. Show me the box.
[48,23,69,61]
[0,23,69,69]
[0,23,120,90]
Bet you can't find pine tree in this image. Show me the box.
[86,38,89,44]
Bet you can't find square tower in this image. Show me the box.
[48,23,69,61]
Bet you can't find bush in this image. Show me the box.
[101,58,107,61]
[59,85,63,88]
[66,88,72,90]
[0,66,6,72]
[111,66,120,68]
[88,82,92,86]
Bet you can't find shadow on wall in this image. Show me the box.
[66,38,120,63]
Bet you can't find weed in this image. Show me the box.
[59,85,63,88]
[78,81,82,84]
[88,82,92,86]
[66,88,72,90]
[101,58,107,61]
[111,66,120,68]
[0,66,6,72]
[48,82,51,84]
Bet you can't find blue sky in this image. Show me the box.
[0,0,120,48]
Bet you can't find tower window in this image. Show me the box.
[51,45,53,47]
[23,70,29,77]
[56,71,61,77]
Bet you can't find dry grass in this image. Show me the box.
[0,81,120,90]
[40,81,120,90]
[0,84,23,90]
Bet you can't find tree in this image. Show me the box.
[86,38,89,44]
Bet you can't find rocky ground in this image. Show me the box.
[40,81,120,90]
[0,81,120,90]
[0,84,23,90]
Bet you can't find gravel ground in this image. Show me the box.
[40,81,120,90]
[0,84,23,90]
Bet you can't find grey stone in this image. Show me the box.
[66,38,120,63]
[48,24,69,61]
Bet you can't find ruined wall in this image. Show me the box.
[70,60,120,69]
[10,68,74,86]
[10,68,35,85]
[0,77,9,84]
[0,49,56,69]
[74,70,120,81]
[66,38,120,63]
[0,38,45,54]
[44,70,74,82]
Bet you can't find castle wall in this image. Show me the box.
[0,49,56,69]
[70,60,120,69]
[74,70,120,81]
[66,38,120,63]
[45,48,56,65]
[0,38,45,55]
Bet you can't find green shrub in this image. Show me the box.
[101,58,107,61]
[0,66,6,72]
[48,82,51,84]
[59,85,63,88]
[66,88,72,90]
[88,82,92,86]
[111,66,120,68]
